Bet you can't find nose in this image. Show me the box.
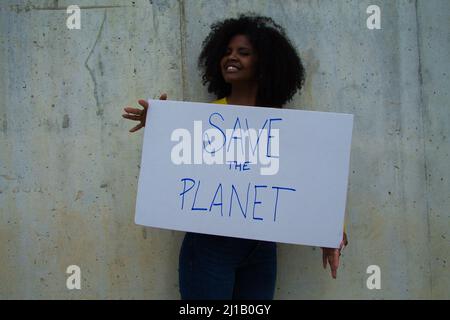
[227,50,238,61]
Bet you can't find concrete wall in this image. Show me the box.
[0,0,448,299]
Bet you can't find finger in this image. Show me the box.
[138,99,149,110]
[322,250,327,269]
[331,251,340,279]
[325,253,334,277]
[327,253,333,268]
[339,234,348,252]
[160,93,167,100]
[129,123,143,133]
[123,107,142,114]
[122,114,142,121]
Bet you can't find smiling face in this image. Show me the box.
[220,34,258,84]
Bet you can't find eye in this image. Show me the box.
[238,49,251,56]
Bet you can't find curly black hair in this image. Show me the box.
[198,14,305,108]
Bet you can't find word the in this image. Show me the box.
[227,160,252,171]
[179,178,296,222]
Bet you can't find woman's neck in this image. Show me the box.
[227,82,258,106]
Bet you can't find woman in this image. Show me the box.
[122,14,348,299]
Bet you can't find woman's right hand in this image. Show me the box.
[122,93,167,132]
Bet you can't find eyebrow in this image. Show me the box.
[226,46,252,51]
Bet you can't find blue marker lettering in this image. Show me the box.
[252,185,267,221]
[202,131,215,155]
[272,186,296,221]
[179,178,195,210]
[209,183,223,216]
[267,118,282,158]
[192,180,207,211]
[246,118,268,155]
[227,117,245,155]
[207,112,226,152]
[229,183,250,218]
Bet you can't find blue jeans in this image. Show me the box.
[179,232,277,300]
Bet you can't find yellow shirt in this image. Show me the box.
[213,97,227,104]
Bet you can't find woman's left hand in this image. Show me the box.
[321,232,348,279]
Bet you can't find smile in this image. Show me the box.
[226,66,240,72]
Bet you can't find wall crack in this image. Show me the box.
[84,10,107,116]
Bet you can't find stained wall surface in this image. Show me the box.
[0,0,449,299]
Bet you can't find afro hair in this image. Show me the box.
[198,14,305,108]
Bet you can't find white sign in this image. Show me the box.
[135,100,353,248]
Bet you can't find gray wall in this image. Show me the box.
[0,0,449,299]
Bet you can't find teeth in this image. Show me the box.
[227,66,238,71]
